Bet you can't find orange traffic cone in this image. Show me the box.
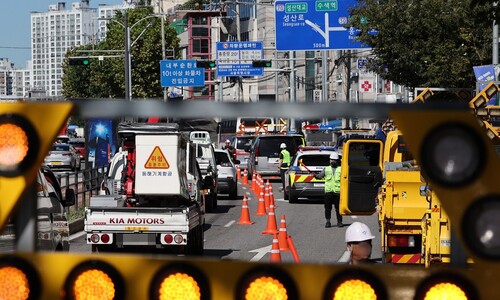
[251,171,257,194]
[242,168,249,185]
[269,183,276,208]
[237,195,254,225]
[261,204,278,235]
[256,190,267,216]
[236,165,241,181]
[270,233,282,263]
[264,182,270,210]
[278,215,290,252]
[287,235,301,263]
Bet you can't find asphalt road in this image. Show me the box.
[68,179,382,264]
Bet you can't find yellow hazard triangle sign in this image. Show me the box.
[145,146,170,169]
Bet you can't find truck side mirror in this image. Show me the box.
[62,188,76,207]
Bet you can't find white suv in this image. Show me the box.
[214,149,239,199]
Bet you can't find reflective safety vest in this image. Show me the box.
[324,166,335,193]
[325,165,341,193]
[333,166,341,193]
[280,149,291,169]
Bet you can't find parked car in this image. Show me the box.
[246,134,298,179]
[231,135,255,171]
[45,143,81,171]
[283,147,337,203]
[55,135,70,144]
[288,133,306,147]
[193,141,219,212]
[37,165,76,251]
[214,149,239,199]
[69,138,85,160]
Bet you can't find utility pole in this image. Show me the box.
[160,2,167,102]
[290,51,296,132]
[321,50,328,125]
[124,12,131,101]
[494,2,499,65]
[236,0,242,102]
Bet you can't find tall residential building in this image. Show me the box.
[31,1,97,96]
[0,58,14,96]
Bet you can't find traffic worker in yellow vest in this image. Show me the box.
[315,152,342,228]
[279,143,291,191]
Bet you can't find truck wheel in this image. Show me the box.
[229,187,237,200]
[284,190,289,200]
[212,194,218,210]
[289,191,297,203]
[205,195,214,213]
[196,226,204,255]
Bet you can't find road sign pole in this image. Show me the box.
[321,50,328,125]
[290,51,296,132]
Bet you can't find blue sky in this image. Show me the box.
[0,0,122,68]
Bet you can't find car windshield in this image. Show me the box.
[257,138,296,157]
[235,137,254,150]
[215,152,231,165]
[52,145,70,151]
[296,154,331,167]
[196,144,213,158]
[69,141,85,147]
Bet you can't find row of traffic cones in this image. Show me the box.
[236,170,300,263]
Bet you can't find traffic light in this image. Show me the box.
[252,60,272,68]
[196,60,216,69]
[68,57,90,66]
[0,102,73,230]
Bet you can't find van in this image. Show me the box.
[246,135,298,179]
[236,117,275,134]
[231,135,255,170]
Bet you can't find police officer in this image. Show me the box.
[279,143,290,191]
[315,152,342,228]
[345,222,376,265]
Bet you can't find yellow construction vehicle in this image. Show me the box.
[339,87,485,267]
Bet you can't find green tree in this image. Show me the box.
[348,0,494,89]
[62,6,180,99]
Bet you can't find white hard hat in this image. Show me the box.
[329,152,339,160]
[225,139,230,143]
[280,143,287,149]
[345,222,375,243]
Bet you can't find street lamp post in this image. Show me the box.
[102,13,158,101]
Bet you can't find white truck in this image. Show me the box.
[85,122,205,255]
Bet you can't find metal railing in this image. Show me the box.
[56,165,108,210]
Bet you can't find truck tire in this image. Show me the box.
[212,193,218,210]
[284,190,289,200]
[229,187,237,200]
[205,195,214,213]
[196,226,204,256]
[289,191,298,203]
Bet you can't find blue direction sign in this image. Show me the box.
[275,0,369,50]
[216,42,264,77]
[160,60,205,87]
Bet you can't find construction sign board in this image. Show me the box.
[144,146,170,169]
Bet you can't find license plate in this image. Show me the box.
[313,183,324,187]
[51,161,62,165]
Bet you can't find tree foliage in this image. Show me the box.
[62,6,180,99]
[348,0,494,88]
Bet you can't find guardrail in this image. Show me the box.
[55,165,108,210]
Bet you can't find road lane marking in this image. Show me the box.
[249,245,272,262]
[338,250,351,263]
[224,220,236,227]
[70,231,86,241]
